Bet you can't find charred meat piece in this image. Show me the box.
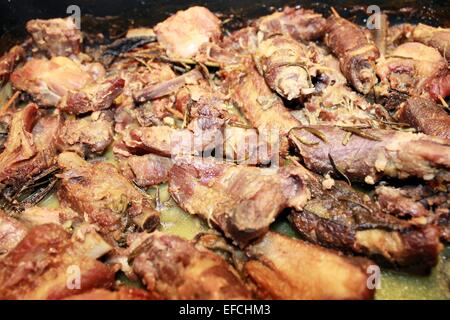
[57,152,159,237]
[131,232,252,300]
[154,6,221,59]
[56,111,114,158]
[254,36,313,100]
[325,15,380,94]
[0,104,60,190]
[396,97,450,139]
[0,223,114,299]
[245,232,374,300]
[168,157,309,247]
[289,165,442,271]
[26,17,82,57]
[376,42,448,101]
[65,287,152,300]
[0,210,28,259]
[227,62,300,136]
[58,77,124,115]
[11,57,101,107]
[289,125,450,184]
[119,154,173,188]
[412,24,450,61]
[255,7,326,41]
[0,45,25,86]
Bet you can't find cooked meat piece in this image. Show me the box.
[245,232,374,300]
[131,232,252,299]
[387,23,414,49]
[109,60,177,129]
[20,206,80,228]
[375,185,430,219]
[134,69,203,103]
[376,185,450,239]
[223,126,276,165]
[0,223,114,299]
[226,62,300,137]
[288,164,442,270]
[56,111,114,157]
[168,157,309,247]
[57,152,159,237]
[254,36,313,100]
[325,15,380,94]
[255,7,326,41]
[0,45,25,86]
[221,27,259,55]
[375,42,448,101]
[58,77,124,115]
[119,154,173,188]
[0,104,60,189]
[124,93,231,158]
[0,210,28,258]
[124,125,213,158]
[65,287,152,300]
[154,6,221,59]
[289,125,450,184]
[11,57,100,107]
[396,97,450,139]
[26,17,82,57]
[298,83,380,126]
[412,23,450,61]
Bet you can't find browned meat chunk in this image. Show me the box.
[254,36,314,100]
[376,42,448,101]
[26,17,82,57]
[64,287,152,300]
[325,15,380,94]
[56,111,114,157]
[19,206,80,227]
[375,185,449,241]
[396,97,450,139]
[0,223,114,299]
[288,164,442,271]
[124,125,211,158]
[58,77,124,115]
[226,62,300,137]
[132,232,252,299]
[119,154,173,188]
[245,232,374,300]
[168,157,309,247]
[0,45,25,86]
[0,210,28,258]
[154,6,221,59]
[57,152,159,237]
[0,104,60,189]
[375,186,430,219]
[255,7,326,41]
[412,23,450,61]
[11,57,102,107]
[289,125,450,184]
